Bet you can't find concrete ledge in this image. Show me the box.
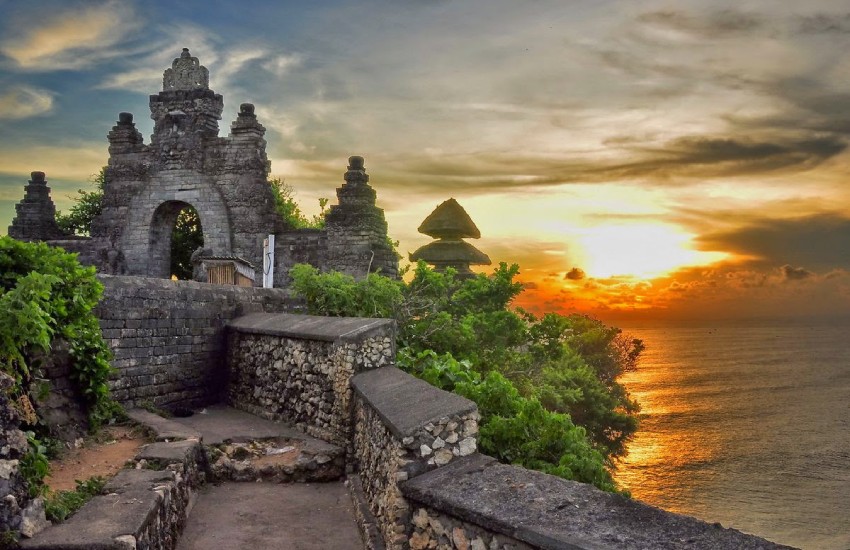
[351,367,477,438]
[228,312,394,342]
[401,454,795,550]
[126,408,201,441]
[22,470,176,550]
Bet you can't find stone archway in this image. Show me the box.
[149,201,206,280]
[148,201,194,279]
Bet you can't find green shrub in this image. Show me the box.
[290,261,643,493]
[0,236,120,430]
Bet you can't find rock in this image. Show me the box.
[459,437,476,456]
[19,497,50,538]
[434,448,454,466]
[412,508,430,529]
[409,530,431,550]
[432,437,445,449]
[0,459,18,480]
[452,527,470,550]
[420,444,433,457]
[113,535,137,549]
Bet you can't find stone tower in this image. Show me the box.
[90,48,281,278]
[410,198,490,278]
[8,172,65,241]
[323,156,398,278]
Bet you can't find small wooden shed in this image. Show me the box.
[196,255,256,287]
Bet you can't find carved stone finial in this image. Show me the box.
[118,112,133,124]
[348,156,365,171]
[163,48,209,91]
[240,103,255,117]
[343,156,369,187]
[30,171,46,183]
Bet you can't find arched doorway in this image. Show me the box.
[149,201,204,280]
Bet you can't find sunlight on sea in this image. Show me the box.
[615,326,850,550]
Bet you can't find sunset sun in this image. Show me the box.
[575,224,727,279]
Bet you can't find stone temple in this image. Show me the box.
[7,48,398,284]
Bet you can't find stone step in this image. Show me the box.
[126,408,202,442]
[22,439,202,550]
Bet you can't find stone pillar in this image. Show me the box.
[7,171,65,241]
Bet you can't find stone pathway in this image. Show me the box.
[143,405,363,549]
[176,482,363,550]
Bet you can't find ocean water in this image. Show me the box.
[614,326,850,550]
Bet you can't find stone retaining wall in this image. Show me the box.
[96,275,300,409]
[0,373,42,541]
[350,367,479,550]
[226,313,395,446]
[21,437,204,550]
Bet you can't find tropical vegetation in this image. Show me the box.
[289,261,643,492]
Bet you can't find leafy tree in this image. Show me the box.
[269,176,328,229]
[289,260,644,491]
[170,207,203,280]
[56,169,106,236]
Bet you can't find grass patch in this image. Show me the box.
[44,476,106,522]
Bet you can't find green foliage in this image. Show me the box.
[19,432,50,498]
[290,261,644,492]
[44,476,106,523]
[56,169,105,236]
[0,237,120,431]
[289,263,404,318]
[170,207,203,280]
[397,349,617,491]
[269,177,328,229]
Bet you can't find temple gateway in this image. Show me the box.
[8,48,398,285]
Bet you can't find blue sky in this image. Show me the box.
[2,0,850,323]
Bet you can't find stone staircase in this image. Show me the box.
[21,406,361,550]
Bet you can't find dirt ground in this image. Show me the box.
[45,425,148,492]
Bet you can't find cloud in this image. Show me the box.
[0,86,53,119]
[779,264,814,281]
[565,267,586,280]
[697,213,850,271]
[796,13,850,34]
[0,1,140,71]
[0,144,107,181]
[636,9,766,39]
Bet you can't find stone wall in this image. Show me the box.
[96,275,300,409]
[30,341,88,443]
[400,454,794,550]
[226,313,395,446]
[0,373,42,541]
[273,229,329,287]
[350,367,479,550]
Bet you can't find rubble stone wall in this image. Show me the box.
[226,314,395,446]
[0,373,36,540]
[350,367,479,550]
[95,275,300,409]
[407,506,532,550]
